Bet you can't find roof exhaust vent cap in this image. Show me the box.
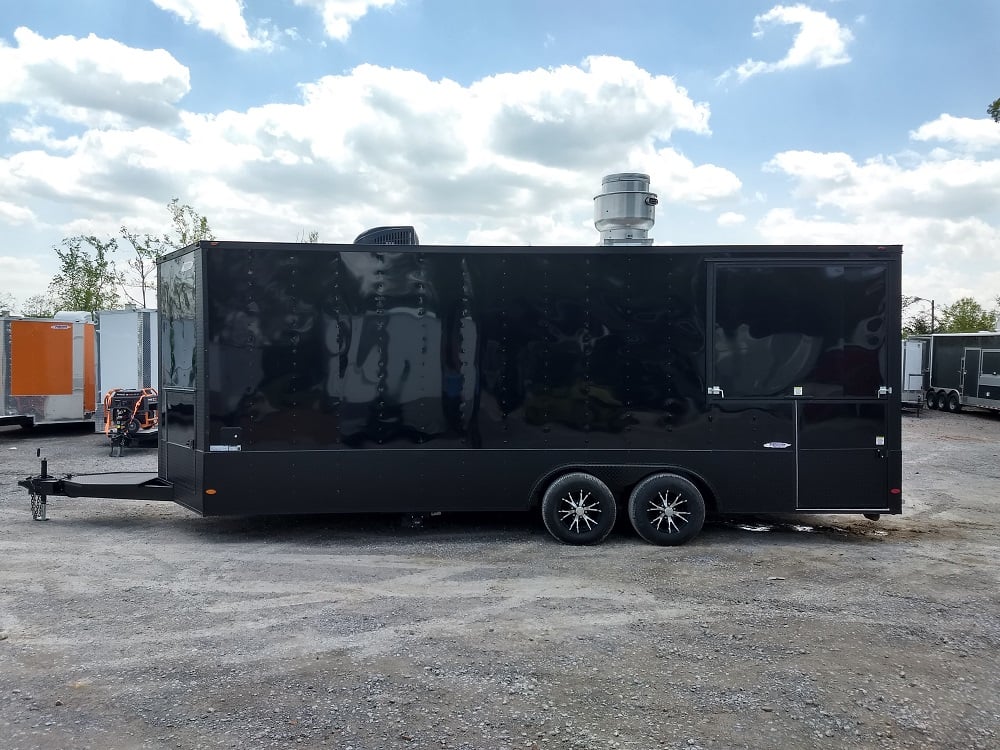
[594,172,657,246]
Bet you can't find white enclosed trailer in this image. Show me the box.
[901,338,926,412]
[96,309,158,396]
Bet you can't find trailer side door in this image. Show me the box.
[962,348,981,400]
[710,261,893,513]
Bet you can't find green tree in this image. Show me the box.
[938,297,996,333]
[990,97,1000,123]
[21,294,55,318]
[47,236,123,314]
[902,313,932,338]
[118,199,214,306]
[166,198,214,248]
[902,295,934,337]
[119,228,169,308]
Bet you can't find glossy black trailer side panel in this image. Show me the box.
[157,243,902,517]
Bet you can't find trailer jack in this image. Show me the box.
[26,450,50,521]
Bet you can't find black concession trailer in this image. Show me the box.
[922,332,1000,414]
[20,239,903,545]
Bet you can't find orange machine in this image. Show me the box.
[0,316,96,427]
[102,387,158,455]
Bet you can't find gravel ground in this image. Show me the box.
[1,409,998,750]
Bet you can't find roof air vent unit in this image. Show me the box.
[594,173,658,246]
[353,226,420,245]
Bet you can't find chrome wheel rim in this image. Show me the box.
[558,489,602,534]
[647,490,690,534]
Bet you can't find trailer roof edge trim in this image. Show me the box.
[158,240,902,264]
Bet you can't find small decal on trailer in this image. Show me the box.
[763,442,791,449]
[209,445,242,452]
[875,436,885,446]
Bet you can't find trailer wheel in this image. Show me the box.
[926,390,938,410]
[541,473,617,545]
[946,392,962,413]
[935,391,948,410]
[627,473,706,546]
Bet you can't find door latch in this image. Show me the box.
[877,386,892,397]
[707,386,725,397]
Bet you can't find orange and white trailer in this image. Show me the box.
[0,316,96,427]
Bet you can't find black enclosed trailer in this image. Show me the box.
[922,332,1000,414]
[21,240,903,544]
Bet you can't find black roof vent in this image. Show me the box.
[353,226,420,245]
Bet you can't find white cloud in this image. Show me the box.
[720,4,853,82]
[717,211,746,226]
[149,0,272,50]
[0,201,37,226]
[9,125,80,151]
[0,27,190,127]
[0,55,734,284]
[634,147,742,205]
[0,256,49,300]
[293,0,400,41]
[765,149,1000,219]
[759,142,1000,305]
[910,114,1000,153]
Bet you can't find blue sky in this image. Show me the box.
[1,0,999,314]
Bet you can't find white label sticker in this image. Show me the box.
[793,386,803,396]
[875,436,885,446]
[209,445,242,452]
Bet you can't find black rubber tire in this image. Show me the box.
[628,473,706,546]
[926,390,938,410]
[541,472,617,545]
[947,392,962,413]
[936,391,948,410]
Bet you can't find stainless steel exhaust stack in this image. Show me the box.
[594,173,658,246]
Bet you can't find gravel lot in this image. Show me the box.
[1,409,998,750]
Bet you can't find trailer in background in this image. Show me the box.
[0,315,96,427]
[96,308,158,396]
[901,338,926,413]
[923,332,1000,414]
[95,309,159,449]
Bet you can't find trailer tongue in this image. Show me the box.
[18,455,173,520]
